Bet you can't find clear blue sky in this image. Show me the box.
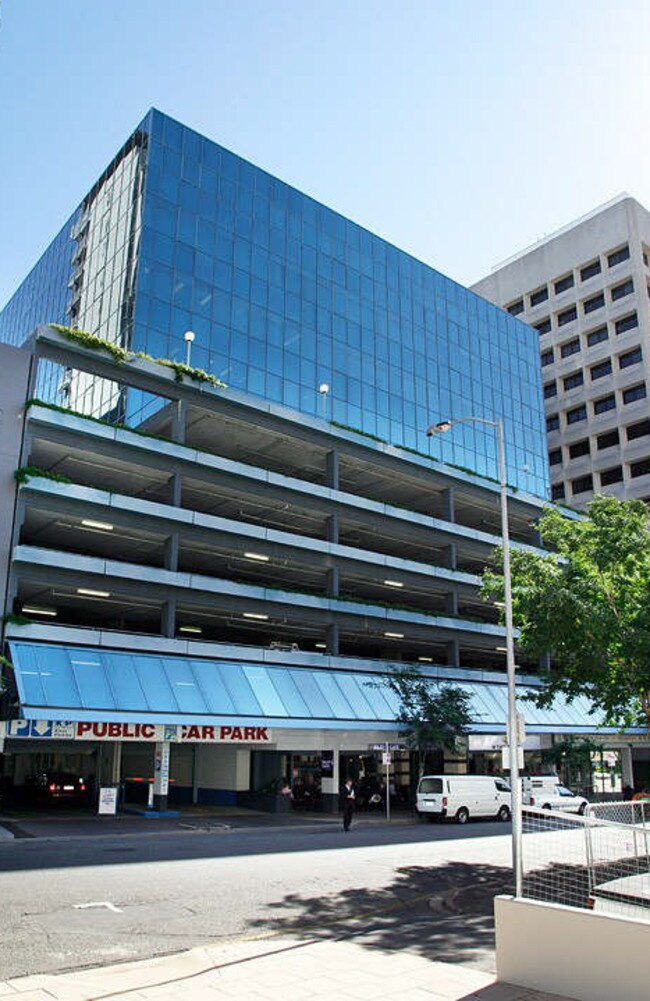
[2,0,650,307]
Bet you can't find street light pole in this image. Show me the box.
[427,416,523,897]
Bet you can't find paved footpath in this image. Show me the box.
[0,933,572,1001]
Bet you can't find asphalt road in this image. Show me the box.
[0,820,515,981]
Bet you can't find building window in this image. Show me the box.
[560,337,580,358]
[583,292,605,314]
[568,439,590,459]
[544,381,558,399]
[567,404,587,424]
[630,458,650,479]
[615,312,638,335]
[607,244,630,268]
[557,305,577,326]
[580,259,601,281]
[507,299,524,316]
[551,483,565,501]
[571,474,593,495]
[535,318,552,335]
[600,466,623,486]
[586,325,608,348]
[549,448,562,466]
[597,429,620,450]
[554,273,574,294]
[626,419,650,442]
[619,347,642,369]
[546,414,560,432]
[530,287,549,307]
[564,371,584,391]
[594,394,616,415]
[611,278,634,301]
[541,349,554,367]
[623,382,647,405]
[590,359,612,381]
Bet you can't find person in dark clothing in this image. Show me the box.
[342,777,356,831]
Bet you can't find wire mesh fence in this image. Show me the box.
[521,805,650,920]
[586,799,650,826]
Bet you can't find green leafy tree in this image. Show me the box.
[377,668,474,776]
[482,494,650,729]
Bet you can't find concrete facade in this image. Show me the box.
[473,195,650,508]
[0,343,31,630]
[0,326,609,812]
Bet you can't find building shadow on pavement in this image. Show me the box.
[248,860,514,971]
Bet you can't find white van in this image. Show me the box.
[416,774,511,823]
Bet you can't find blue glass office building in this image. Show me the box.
[0,109,549,497]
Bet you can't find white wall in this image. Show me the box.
[495,895,650,1001]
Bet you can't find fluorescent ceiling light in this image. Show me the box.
[77,588,111,598]
[22,606,57,617]
[384,631,404,639]
[418,656,434,662]
[179,626,202,635]
[383,580,404,588]
[244,552,269,562]
[243,612,269,621]
[315,642,327,649]
[71,660,101,667]
[81,519,114,531]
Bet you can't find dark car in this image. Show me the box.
[34,772,89,805]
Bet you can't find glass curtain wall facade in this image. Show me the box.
[0,109,549,497]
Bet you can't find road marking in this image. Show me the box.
[73,901,122,913]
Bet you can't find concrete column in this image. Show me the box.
[164,534,179,572]
[171,400,187,444]
[442,487,455,522]
[445,589,459,616]
[110,741,122,785]
[161,598,177,638]
[326,565,340,597]
[538,652,551,672]
[169,472,182,507]
[326,513,339,544]
[152,741,171,811]
[326,622,340,656]
[621,745,634,789]
[445,543,458,571]
[446,638,460,666]
[321,748,340,814]
[325,450,339,490]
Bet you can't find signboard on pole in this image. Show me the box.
[502,746,525,770]
[382,752,392,766]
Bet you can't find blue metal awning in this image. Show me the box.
[6,641,613,734]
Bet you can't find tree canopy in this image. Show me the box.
[482,494,650,729]
[378,668,474,775]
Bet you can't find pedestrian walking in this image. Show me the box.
[342,777,355,831]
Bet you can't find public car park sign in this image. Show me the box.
[1,720,273,743]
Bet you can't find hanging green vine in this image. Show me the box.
[48,324,227,389]
[14,466,73,486]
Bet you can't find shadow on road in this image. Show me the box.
[247,860,513,970]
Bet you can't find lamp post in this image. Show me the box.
[184,330,196,367]
[318,382,330,419]
[427,416,523,897]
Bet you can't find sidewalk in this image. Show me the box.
[0,933,574,1001]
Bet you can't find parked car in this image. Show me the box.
[416,774,511,823]
[522,775,588,814]
[33,771,89,805]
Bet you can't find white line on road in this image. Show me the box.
[73,901,122,913]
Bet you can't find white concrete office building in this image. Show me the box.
[473,194,650,508]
